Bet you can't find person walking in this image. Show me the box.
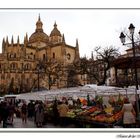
[21,101,27,123]
[122,98,136,128]
[1,101,9,128]
[27,101,35,119]
[35,102,44,127]
[8,102,15,123]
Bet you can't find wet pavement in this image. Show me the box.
[0,117,76,128]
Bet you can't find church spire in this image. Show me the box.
[76,39,79,48]
[6,36,9,45]
[38,13,41,21]
[74,38,80,62]
[25,33,28,42]
[62,34,65,43]
[17,35,20,44]
[24,33,28,45]
[36,14,43,32]
[11,35,14,45]
[54,21,57,28]
[2,37,5,53]
[2,37,5,46]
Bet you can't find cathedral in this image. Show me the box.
[0,15,80,94]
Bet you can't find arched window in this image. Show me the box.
[53,53,55,59]
[7,73,11,79]
[9,53,16,58]
[66,53,71,60]
[43,54,46,60]
[29,52,33,60]
[14,53,16,58]
[10,63,17,70]
[25,63,31,70]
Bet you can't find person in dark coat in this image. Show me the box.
[27,101,35,118]
[21,101,27,123]
[52,99,59,125]
[8,102,15,123]
[0,102,3,124]
[1,101,9,128]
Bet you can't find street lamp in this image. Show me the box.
[119,23,140,123]
[36,64,41,91]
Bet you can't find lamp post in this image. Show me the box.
[119,23,140,122]
[36,64,40,91]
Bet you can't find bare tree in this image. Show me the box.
[8,78,14,94]
[67,64,80,87]
[94,46,120,85]
[88,58,100,84]
[34,59,63,90]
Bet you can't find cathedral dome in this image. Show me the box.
[50,22,61,37]
[29,31,49,43]
[29,15,49,43]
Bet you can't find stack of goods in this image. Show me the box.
[66,105,123,124]
[91,106,123,124]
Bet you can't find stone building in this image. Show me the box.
[0,15,80,94]
[107,46,140,87]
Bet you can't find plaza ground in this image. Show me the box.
[0,117,76,128]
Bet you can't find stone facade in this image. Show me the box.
[0,15,80,94]
[107,46,140,87]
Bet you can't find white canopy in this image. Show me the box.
[15,84,140,102]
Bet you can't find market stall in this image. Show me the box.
[64,104,123,128]
[43,93,125,128]
[14,84,139,128]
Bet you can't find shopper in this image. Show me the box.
[122,98,136,128]
[8,102,15,123]
[52,99,59,125]
[27,101,35,119]
[35,102,44,127]
[21,101,27,123]
[57,100,69,126]
[1,101,9,128]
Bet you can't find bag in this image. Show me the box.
[6,117,13,125]
[14,113,16,118]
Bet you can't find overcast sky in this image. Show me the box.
[0,9,140,58]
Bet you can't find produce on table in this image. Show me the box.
[66,110,76,118]
[104,107,114,114]
[45,94,124,125]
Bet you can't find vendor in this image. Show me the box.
[68,98,74,109]
[52,99,59,125]
[122,98,136,128]
[57,100,69,126]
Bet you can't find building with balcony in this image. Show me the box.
[107,46,140,87]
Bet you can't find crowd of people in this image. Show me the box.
[0,97,73,128]
[0,95,139,128]
[0,99,46,128]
